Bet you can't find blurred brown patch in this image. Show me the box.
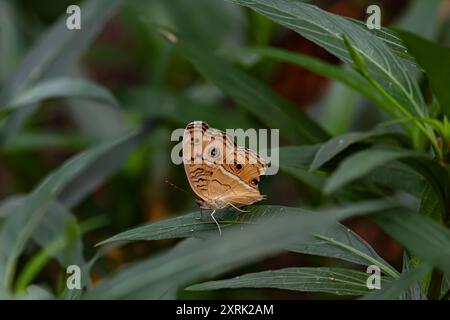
[272,33,339,107]
[142,189,170,222]
[84,17,146,89]
[0,161,15,196]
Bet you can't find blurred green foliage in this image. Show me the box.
[0,0,449,300]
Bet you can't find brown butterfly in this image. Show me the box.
[182,121,267,234]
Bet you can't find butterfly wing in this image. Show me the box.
[208,145,267,208]
[183,121,267,210]
[182,121,216,204]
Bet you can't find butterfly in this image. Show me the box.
[182,121,267,234]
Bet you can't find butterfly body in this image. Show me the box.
[182,121,267,232]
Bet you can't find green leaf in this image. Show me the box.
[318,82,361,135]
[310,130,407,171]
[58,126,148,208]
[87,200,399,299]
[13,201,85,294]
[399,252,427,300]
[97,206,309,245]
[186,267,392,296]
[139,0,243,50]
[365,161,426,198]
[16,285,54,300]
[0,129,141,292]
[288,225,398,278]
[342,33,437,152]
[97,200,398,278]
[14,239,69,296]
[227,0,426,118]
[281,146,428,203]
[10,124,139,217]
[419,184,444,223]
[0,0,121,106]
[0,0,121,142]
[178,41,329,144]
[0,195,23,224]
[123,87,251,129]
[361,264,431,300]
[279,145,325,191]
[348,20,413,62]
[226,46,392,112]
[97,202,396,246]
[2,130,89,152]
[404,158,450,223]
[324,147,427,194]
[395,0,441,40]
[372,211,450,276]
[397,30,450,119]
[31,201,83,267]
[61,253,101,300]
[0,0,22,81]
[0,196,85,296]
[1,77,118,119]
[281,143,429,203]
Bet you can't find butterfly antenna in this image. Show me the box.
[210,210,222,236]
[165,179,189,194]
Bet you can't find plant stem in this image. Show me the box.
[343,36,442,159]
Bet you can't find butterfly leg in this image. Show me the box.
[196,210,209,220]
[195,208,203,220]
[195,199,208,220]
[228,202,250,213]
[210,210,222,236]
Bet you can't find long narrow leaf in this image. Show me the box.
[0,129,141,291]
[178,41,329,144]
[97,206,313,245]
[288,225,398,278]
[227,0,426,119]
[86,200,400,299]
[361,264,430,300]
[372,211,450,276]
[397,30,450,119]
[399,252,427,300]
[229,47,392,112]
[310,130,409,171]
[97,201,397,278]
[325,147,428,194]
[3,78,118,115]
[279,145,325,191]
[0,0,121,142]
[187,267,392,296]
